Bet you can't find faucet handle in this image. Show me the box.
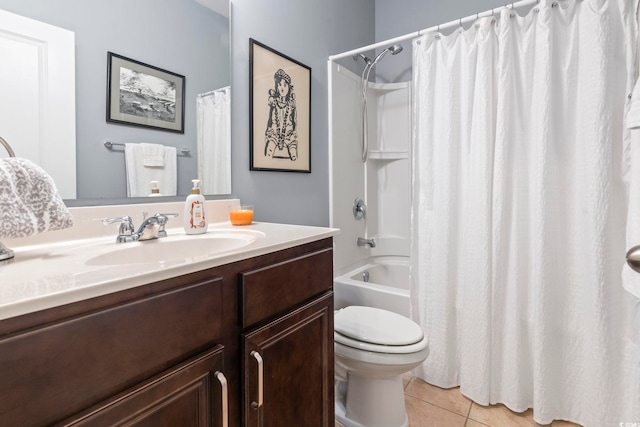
[102,215,133,229]
[102,216,136,242]
[153,213,179,238]
[154,213,179,220]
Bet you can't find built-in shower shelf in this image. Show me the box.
[368,81,410,94]
[368,150,409,160]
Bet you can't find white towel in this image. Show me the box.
[0,157,73,238]
[125,143,177,197]
[140,142,165,167]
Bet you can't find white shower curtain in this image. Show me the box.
[197,86,231,195]
[411,0,640,425]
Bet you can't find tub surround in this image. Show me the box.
[0,199,338,320]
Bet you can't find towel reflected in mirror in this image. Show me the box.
[0,157,73,238]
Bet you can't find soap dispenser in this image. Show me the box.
[183,179,207,234]
[148,181,163,197]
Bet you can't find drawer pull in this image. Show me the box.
[215,371,228,427]
[250,350,264,409]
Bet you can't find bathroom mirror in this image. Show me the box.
[0,0,230,203]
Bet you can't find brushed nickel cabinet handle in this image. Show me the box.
[250,350,264,409]
[215,371,228,427]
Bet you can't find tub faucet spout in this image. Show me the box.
[357,237,376,248]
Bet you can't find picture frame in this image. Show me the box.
[249,39,311,173]
[106,52,185,133]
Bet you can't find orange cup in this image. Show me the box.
[229,205,254,225]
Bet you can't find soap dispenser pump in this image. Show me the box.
[183,179,207,234]
[148,180,163,197]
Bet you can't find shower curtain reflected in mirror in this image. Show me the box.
[197,87,231,195]
[410,0,640,424]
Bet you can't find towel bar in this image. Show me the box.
[0,136,16,157]
[104,140,190,155]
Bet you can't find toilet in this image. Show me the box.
[334,306,429,427]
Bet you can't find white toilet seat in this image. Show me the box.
[335,331,429,354]
[334,306,427,354]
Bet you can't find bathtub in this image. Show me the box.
[333,256,410,317]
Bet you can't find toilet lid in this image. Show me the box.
[334,306,424,346]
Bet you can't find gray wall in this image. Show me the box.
[230,0,374,226]
[0,0,229,199]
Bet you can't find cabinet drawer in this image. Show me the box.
[240,248,333,328]
[0,277,223,427]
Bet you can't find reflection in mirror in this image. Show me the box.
[0,8,76,199]
[0,0,230,204]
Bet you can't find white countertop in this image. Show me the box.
[0,200,338,321]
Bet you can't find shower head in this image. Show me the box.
[372,44,404,66]
[389,44,403,55]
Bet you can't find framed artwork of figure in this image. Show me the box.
[249,39,311,173]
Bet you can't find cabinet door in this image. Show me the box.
[59,346,229,427]
[0,278,224,427]
[243,293,334,427]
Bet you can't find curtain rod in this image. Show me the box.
[197,86,230,98]
[328,0,540,61]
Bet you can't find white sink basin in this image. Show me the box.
[85,231,259,266]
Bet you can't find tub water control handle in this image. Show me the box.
[353,198,367,220]
[250,350,264,410]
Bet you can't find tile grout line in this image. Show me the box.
[404,389,475,425]
[404,379,474,421]
[403,378,494,427]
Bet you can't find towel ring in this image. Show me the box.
[0,136,15,157]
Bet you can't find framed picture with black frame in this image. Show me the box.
[106,52,185,133]
[249,39,311,172]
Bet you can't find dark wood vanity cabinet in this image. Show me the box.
[240,247,334,427]
[0,237,334,427]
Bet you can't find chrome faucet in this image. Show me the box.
[103,213,178,243]
[357,237,376,248]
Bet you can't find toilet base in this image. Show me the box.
[335,373,409,427]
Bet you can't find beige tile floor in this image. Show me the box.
[336,376,583,427]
